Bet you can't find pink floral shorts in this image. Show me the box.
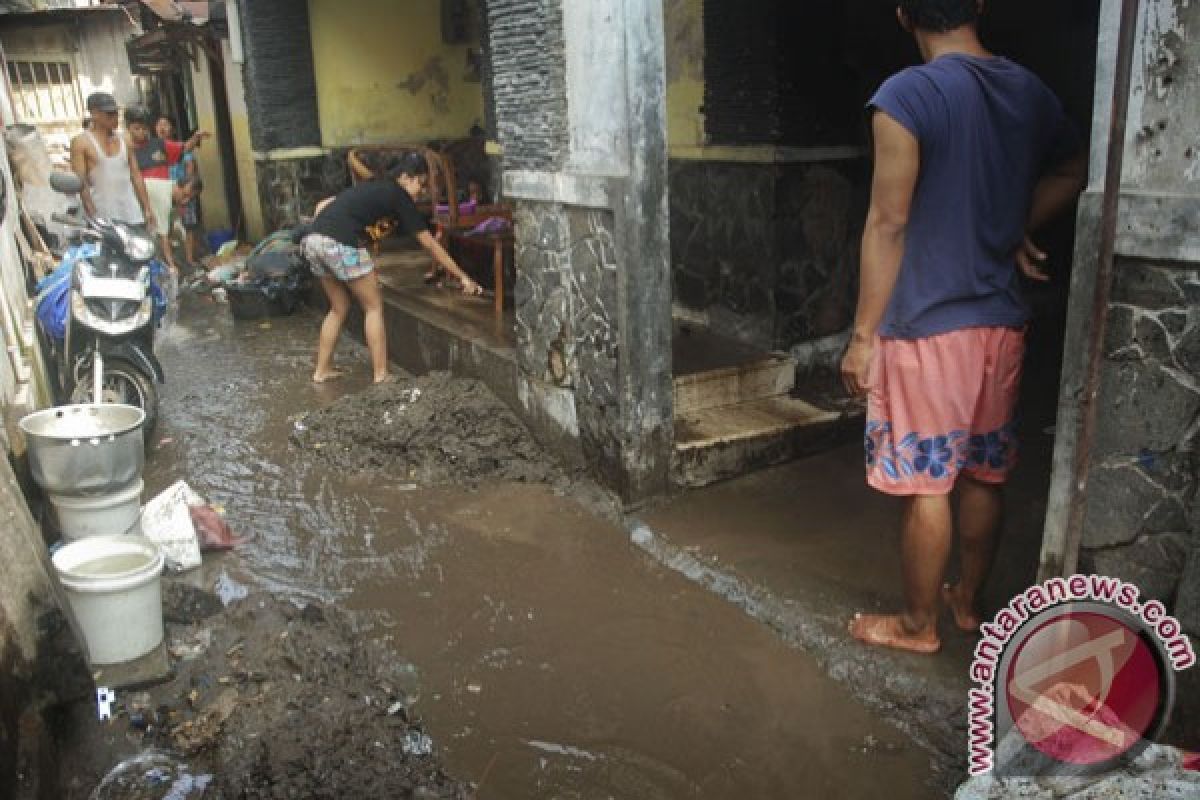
[865,326,1025,496]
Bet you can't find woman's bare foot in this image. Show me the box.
[848,613,941,654]
[373,373,397,384]
[942,583,983,633]
[312,369,345,384]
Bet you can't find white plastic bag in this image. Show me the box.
[140,480,204,571]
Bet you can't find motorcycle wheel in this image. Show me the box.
[72,359,159,438]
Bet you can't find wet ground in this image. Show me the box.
[77,295,943,797]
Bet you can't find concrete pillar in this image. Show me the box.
[1041,0,1200,633]
[492,0,672,503]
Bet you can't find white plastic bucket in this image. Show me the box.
[52,535,165,664]
[49,479,144,541]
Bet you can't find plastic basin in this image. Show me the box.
[50,479,144,541]
[52,535,165,664]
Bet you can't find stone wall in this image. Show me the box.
[513,200,620,478]
[669,158,868,350]
[1080,258,1200,617]
[494,0,672,502]
[486,0,568,172]
[255,153,348,233]
[237,0,321,151]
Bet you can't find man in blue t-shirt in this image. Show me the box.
[842,0,1085,654]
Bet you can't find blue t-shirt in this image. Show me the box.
[868,54,1078,339]
[169,151,194,182]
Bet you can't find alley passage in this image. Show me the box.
[147,298,937,799]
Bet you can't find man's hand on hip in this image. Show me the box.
[1016,235,1050,282]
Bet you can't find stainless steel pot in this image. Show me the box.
[19,404,145,495]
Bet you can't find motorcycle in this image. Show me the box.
[36,172,166,434]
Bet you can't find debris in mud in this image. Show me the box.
[292,371,575,487]
[58,588,471,799]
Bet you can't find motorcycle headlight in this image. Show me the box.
[69,290,152,334]
[125,235,156,262]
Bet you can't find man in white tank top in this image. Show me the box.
[69,93,155,236]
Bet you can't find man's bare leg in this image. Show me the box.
[850,494,951,654]
[943,474,1003,632]
[185,228,197,267]
[158,234,177,274]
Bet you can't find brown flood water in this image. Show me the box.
[147,298,939,798]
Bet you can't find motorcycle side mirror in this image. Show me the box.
[50,172,83,194]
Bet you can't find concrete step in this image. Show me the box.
[672,395,855,489]
[673,354,796,415]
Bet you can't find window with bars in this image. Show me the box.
[7,60,83,124]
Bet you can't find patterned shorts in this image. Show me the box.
[301,234,374,282]
[864,326,1025,496]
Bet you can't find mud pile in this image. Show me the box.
[293,371,572,487]
[72,589,469,799]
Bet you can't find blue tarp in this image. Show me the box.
[35,243,97,342]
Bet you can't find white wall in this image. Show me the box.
[0,125,50,453]
[0,12,139,164]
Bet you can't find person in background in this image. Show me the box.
[172,174,202,218]
[841,0,1085,653]
[156,115,204,269]
[302,152,482,384]
[69,93,155,230]
[126,107,209,272]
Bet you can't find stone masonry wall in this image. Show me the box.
[513,199,620,478]
[670,158,868,350]
[486,0,568,172]
[1082,259,1200,628]
[256,154,349,233]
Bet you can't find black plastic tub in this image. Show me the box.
[226,284,303,320]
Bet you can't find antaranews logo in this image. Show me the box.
[967,574,1196,777]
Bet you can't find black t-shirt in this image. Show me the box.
[311,179,427,248]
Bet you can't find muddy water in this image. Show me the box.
[148,298,937,798]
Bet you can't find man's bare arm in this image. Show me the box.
[1028,152,1087,233]
[182,131,211,153]
[126,146,154,226]
[1016,152,1087,281]
[69,135,97,216]
[841,111,919,396]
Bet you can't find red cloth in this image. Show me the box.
[138,139,185,180]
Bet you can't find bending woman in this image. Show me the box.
[302,152,482,383]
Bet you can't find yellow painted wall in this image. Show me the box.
[665,0,706,152]
[308,0,485,146]
[221,39,266,241]
[188,50,232,232]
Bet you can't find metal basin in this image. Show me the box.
[19,404,145,495]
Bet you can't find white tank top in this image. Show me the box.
[85,131,143,225]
